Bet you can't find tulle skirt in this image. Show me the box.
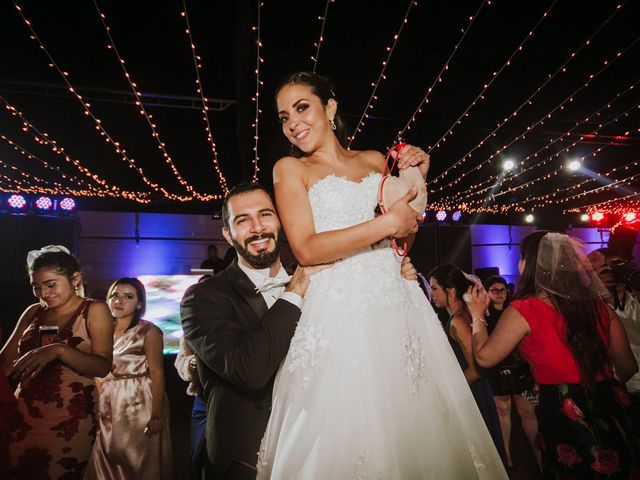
[257,248,507,479]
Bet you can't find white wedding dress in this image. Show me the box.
[257,173,507,479]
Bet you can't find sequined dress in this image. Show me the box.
[85,320,173,480]
[257,173,508,479]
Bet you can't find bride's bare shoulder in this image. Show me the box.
[352,149,386,173]
[273,156,305,183]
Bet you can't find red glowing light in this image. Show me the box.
[591,211,605,222]
[623,212,637,223]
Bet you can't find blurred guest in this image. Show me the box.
[468,231,639,479]
[86,278,172,479]
[175,337,206,480]
[429,265,507,465]
[588,248,640,395]
[200,244,224,273]
[0,368,16,472]
[1,246,113,479]
[484,275,541,472]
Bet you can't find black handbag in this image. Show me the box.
[489,360,535,395]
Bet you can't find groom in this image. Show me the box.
[181,182,323,479]
[181,181,420,479]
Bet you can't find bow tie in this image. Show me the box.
[255,275,292,293]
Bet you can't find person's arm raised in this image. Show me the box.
[274,156,422,266]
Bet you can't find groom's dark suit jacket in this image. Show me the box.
[180,259,300,479]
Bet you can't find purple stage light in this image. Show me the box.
[435,210,447,222]
[35,196,53,211]
[59,197,76,211]
[452,210,462,222]
[8,194,27,209]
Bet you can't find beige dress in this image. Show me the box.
[85,320,173,480]
[9,299,98,480]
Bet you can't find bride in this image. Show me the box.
[257,72,507,479]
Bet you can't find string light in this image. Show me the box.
[429,1,628,189]
[444,94,640,208]
[348,0,418,147]
[487,109,640,209]
[94,0,222,201]
[426,1,558,160]
[12,1,194,202]
[398,0,489,139]
[0,131,103,195]
[180,1,228,194]
[441,81,638,203]
[311,0,335,72]
[432,33,640,200]
[1,96,151,202]
[250,0,264,182]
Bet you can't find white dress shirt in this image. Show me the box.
[238,261,302,309]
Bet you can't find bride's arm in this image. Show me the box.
[274,156,422,266]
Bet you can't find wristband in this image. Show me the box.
[471,317,488,335]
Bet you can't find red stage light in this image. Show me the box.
[623,212,638,223]
[591,211,605,222]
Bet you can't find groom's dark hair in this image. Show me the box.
[222,182,275,229]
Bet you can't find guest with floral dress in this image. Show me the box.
[468,231,640,479]
[0,246,113,479]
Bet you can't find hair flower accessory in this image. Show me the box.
[26,245,70,270]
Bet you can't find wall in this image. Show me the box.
[469,224,632,284]
[74,211,640,293]
[77,211,228,293]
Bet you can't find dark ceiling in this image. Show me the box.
[0,0,638,224]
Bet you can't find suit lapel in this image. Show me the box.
[224,259,269,319]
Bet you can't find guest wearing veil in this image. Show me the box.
[85,278,173,479]
[467,231,640,479]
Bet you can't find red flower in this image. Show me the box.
[591,449,620,477]
[556,444,582,466]
[560,398,584,422]
[612,385,632,407]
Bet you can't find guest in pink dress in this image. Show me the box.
[85,277,172,479]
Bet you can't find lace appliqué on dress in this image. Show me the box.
[404,323,426,396]
[286,322,331,390]
[349,451,384,480]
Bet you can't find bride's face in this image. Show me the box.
[277,83,336,153]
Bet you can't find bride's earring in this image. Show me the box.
[330,118,337,131]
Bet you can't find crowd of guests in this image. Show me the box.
[0,247,174,479]
[1,228,640,479]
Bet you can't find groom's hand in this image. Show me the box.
[286,264,332,298]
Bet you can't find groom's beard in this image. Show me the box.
[232,232,281,269]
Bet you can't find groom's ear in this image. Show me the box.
[222,227,233,247]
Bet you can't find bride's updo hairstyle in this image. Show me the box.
[275,72,349,157]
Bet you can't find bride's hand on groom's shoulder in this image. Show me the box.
[286,264,333,298]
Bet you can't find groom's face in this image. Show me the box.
[222,190,282,269]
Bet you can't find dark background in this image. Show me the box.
[0,0,637,221]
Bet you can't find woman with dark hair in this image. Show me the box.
[467,231,639,478]
[483,274,541,472]
[257,72,507,478]
[0,245,113,479]
[85,278,173,479]
[429,265,506,465]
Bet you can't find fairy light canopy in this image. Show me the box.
[0,0,637,220]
